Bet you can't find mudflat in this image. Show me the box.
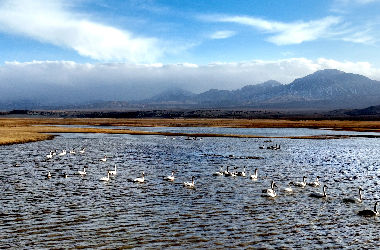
[1,118,380,145]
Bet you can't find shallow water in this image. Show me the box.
[1,128,380,249]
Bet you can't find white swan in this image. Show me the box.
[343,187,364,203]
[237,166,246,177]
[307,176,321,187]
[184,176,195,188]
[47,171,52,178]
[293,176,307,188]
[262,180,277,197]
[225,167,237,177]
[164,171,175,181]
[79,147,85,154]
[101,155,107,162]
[250,168,258,180]
[133,172,145,183]
[100,171,110,181]
[284,182,293,192]
[78,167,86,175]
[309,185,328,198]
[358,201,379,217]
[58,150,66,156]
[213,166,224,176]
[109,165,117,175]
[223,166,230,175]
[70,148,76,154]
[46,151,53,159]
[262,180,277,193]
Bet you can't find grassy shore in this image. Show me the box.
[1,118,380,145]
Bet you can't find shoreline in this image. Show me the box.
[2,118,380,145]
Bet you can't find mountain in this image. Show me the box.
[139,69,380,110]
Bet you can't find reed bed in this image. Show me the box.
[1,118,380,145]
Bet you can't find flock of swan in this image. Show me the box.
[45,146,378,217]
[213,166,379,217]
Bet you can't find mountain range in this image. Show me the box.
[2,69,380,111]
[138,69,380,110]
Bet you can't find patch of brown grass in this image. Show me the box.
[1,118,380,145]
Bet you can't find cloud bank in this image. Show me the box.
[0,0,162,62]
[1,59,380,105]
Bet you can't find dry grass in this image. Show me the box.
[1,118,380,145]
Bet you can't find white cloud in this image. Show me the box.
[203,15,342,45]
[209,30,236,39]
[0,0,162,62]
[1,59,380,104]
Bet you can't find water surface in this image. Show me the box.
[1,128,380,249]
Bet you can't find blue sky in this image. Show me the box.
[1,0,380,103]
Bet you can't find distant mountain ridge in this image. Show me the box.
[139,69,380,110]
[2,69,380,111]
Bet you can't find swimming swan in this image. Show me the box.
[184,176,195,188]
[213,166,224,176]
[78,167,86,175]
[250,168,258,180]
[237,166,246,177]
[100,171,110,181]
[101,155,107,162]
[79,147,85,154]
[358,201,379,217]
[262,180,277,193]
[343,187,364,203]
[294,176,307,188]
[109,165,117,175]
[283,182,293,192]
[58,150,66,156]
[307,176,321,187]
[164,171,175,181]
[309,185,328,198]
[133,172,145,183]
[47,171,52,178]
[262,180,277,197]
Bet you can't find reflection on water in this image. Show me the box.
[1,128,380,249]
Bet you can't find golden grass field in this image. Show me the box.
[1,118,380,145]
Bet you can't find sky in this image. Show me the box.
[1,0,380,104]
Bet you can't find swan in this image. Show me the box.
[309,185,328,198]
[262,181,277,197]
[250,168,258,180]
[109,165,117,175]
[213,166,224,176]
[307,176,321,187]
[58,150,66,156]
[100,171,110,181]
[46,151,53,159]
[223,166,230,175]
[293,176,307,188]
[283,182,293,192]
[79,147,85,154]
[184,176,195,188]
[133,172,145,183]
[47,171,52,178]
[225,167,237,177]
[343,187,364,203]
[164,171,175,181]
[78,167,86,175]
[237,166,246,177]
[358,201,379,217]
[262,180,277,193]
[101,155,107,162]
[70,148,76,154]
